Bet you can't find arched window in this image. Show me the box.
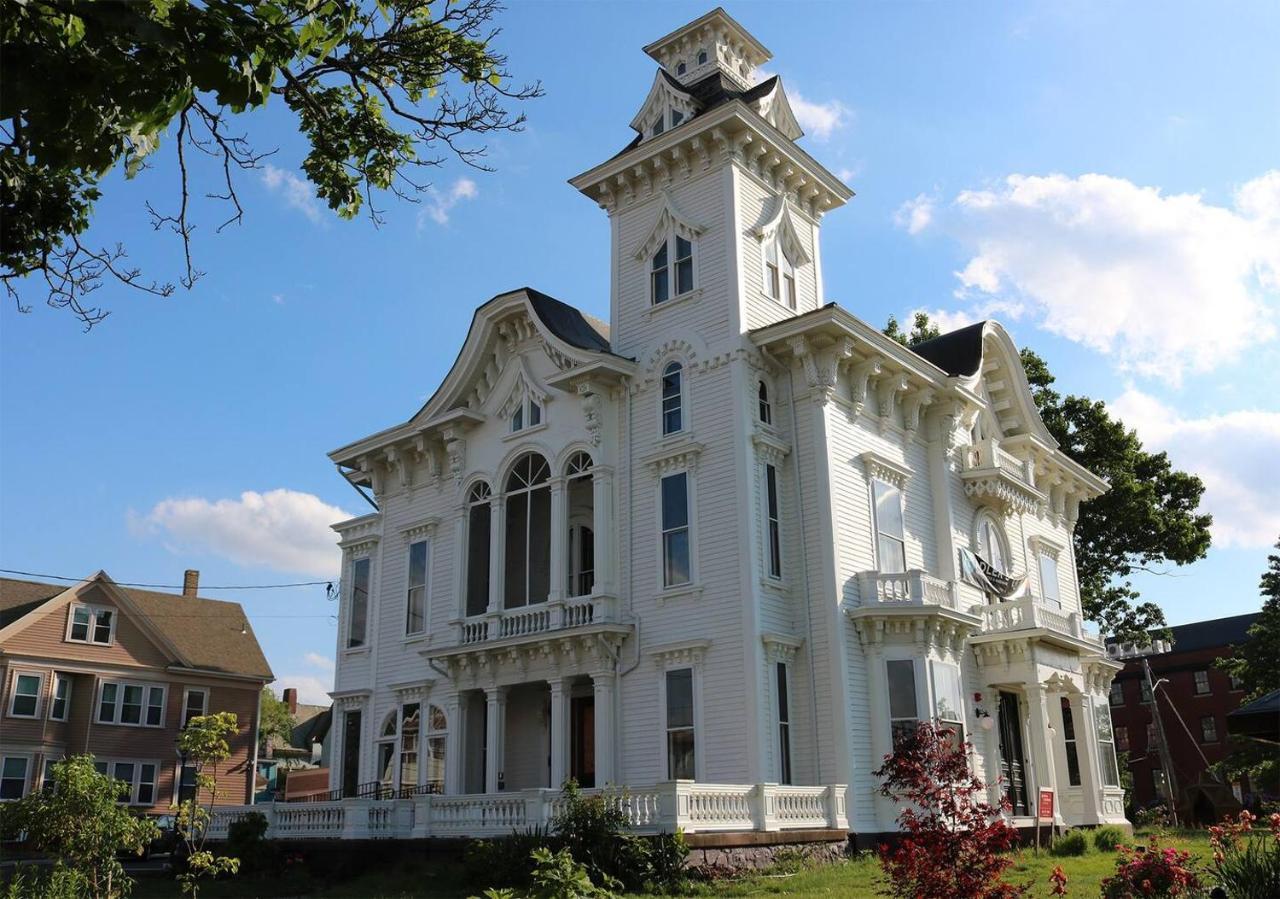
[465,481,492,617]
[676,61,687,75]
[765,238,796,309]
[399,704,420,794]
[566,452,595,598]
[758,381,772,425]
[426,705,447,792]
[377,712,397,790]
[974,513,1009,575]
[697,49,708,66]
[661,362,684,435]
[505,453,552,607]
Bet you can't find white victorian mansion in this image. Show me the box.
[320,8,1128,841]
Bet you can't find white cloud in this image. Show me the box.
[271,676,332,706]
[304,652,335,673]
[260,165,324,223]
[912,171,1280,380]
[137,489,350,578]
[419,177,479,227]
[906,299,1027,336]
[1110,387,1280,549]
[894,193,935,235]
[788,90,851,141]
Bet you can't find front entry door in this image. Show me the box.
[998,691,1029,815]
[570,696,595,788]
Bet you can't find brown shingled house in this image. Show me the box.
[0,571,273,809]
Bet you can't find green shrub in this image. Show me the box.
[1048,830,1089,857]
[1093,825,1127,852]
[226,811,273,875]
[1,864,86,899]
[464,826,555,889]
[528,846,618,898]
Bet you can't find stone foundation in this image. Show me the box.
[683,829,851,873]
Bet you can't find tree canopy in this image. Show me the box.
[259,686,295,753]
[1,0,540,327]
[885,314,1212,640]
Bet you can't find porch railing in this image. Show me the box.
[204,782,849,841]
[978,595,1102,648]
[454,594,618,646]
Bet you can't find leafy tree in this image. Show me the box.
[0,755,159,899]
[884,313,1211,641]
[175,712,242,897]
[258,686,295,755]
[2,0,540,327]
[883,311,941,347]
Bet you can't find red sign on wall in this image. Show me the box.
[1038,788,1055,820]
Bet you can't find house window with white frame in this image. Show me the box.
[1193,670,1210,695]
[930,660,965,746]
[93,760,158,805]
[661,472,691,588]
[400,703,420,793]
[510,395,542,432]
[97,681,165,727]
[775,662,793,785]
[426,705,447,791]
[1038,551,1061,609]
[347,556,371,649]
[665,668,696,779]
[0,756,29,800]
[764,463,782,580]
[661,362,684,434]
[651,234,693,304]
[67,603,115,645]
[757,381,771,424]
[764,238,796,310]
[7,671,42,718]
[406,539,429,636]
[182,688,207,728]
[1093,698,1121,787]
[465,481,493,617]
[49,673,70,721]
[974,514,1009,575]
[886,659,918,745]
[872,480,906,574]
[1060,698,1082,786]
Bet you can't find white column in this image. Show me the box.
[549,679,568,789]
[548,477,567,605]
[591,671,617,786]
[452,506,468,621]
[484,686,507,793]
[444,695,463,795]
[861,641,892,830]
[1025,684,1061,823]
[1072,692,1104,825]
[592,466,615,596]
[487,497,505,616]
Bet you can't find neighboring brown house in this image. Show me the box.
[0,570,273,809]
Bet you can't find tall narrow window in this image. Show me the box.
[975,516,1008,574]
[98,683,118,723]
[145,686,165,727]
[8,673,41,718]
[1093,699,1120,787]
[1109,680,1124,706]
[661,362,683,434]
[426,705,447,791]
[137,764,157,805]
[665,668,695,779]
[674,236,693,295]
[1038,552,1061,609]
[765,464,782,579]
[406,540,429,636]
[466,482,492,617]
[504,453,552,608]
[887,659,918,745]
[566,452,595,598]
[1115,725,1129,752]
[931,661,965,745]
[182,689,207,728]
[348,557,370,649]
[661,472,691,588]
[1140,679,1152,703]
[49,675,70,721]
[873,480,906,574]
[1193,670,1210,695]
[1060,698,1081,786]
[651,242,670,304]
[764,239,796,309]
[670,109,684,127]
[758,381,771,424]
[1200,716,1218,743]
[775,662,792,785]
[400,704,420,793]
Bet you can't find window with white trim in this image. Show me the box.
[182,688,208,728]
[92,759,159,805]
[0,756,29,800]
[8,671,42,718]
[400,703,420,792]
[465,481,492,618]
[504,453,552,608]
[406,539,429,636]
[1193,670,1210,695]
[661,472,691,588]
[40,758,58,794]
[97,681,165,727]
[775,662,793,785]
[426,705,448,792]
[887,659,919,745]
[1060,698,1081,786]
[347,556,371,649]
[49,673,70,721]
[1038,552,1061,609]
[661,362,684,435]
[651,235,693,304]
[764,463,782,580]
[872,480,906,574]
[930,660,965,745]
[665,668,695,779]
[764,238,796,310]
[510,395,542,432]
[67,603,115,645]
[757,381,772,425]
[975,515,1009,574]
[1093,699,1121,787]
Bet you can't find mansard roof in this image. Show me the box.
[910,321,988,377]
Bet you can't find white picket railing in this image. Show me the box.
[978,596,1102,648]
[205,782,849,841]
[454,595,618,646]
[857,570,959,610]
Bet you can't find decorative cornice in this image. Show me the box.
[751,430,791,464]
[643,437,705,476]
[402,518,440,543]
[388,678,435,701]
[859,451,912,489]
[329,689,371,710]
[761,632,802,664]
[649,639,710,667]
[1027,533,1065,559]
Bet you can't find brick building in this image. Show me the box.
[1,571,273,808]
[1107,613,1258,812]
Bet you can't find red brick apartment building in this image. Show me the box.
[1106,613,1259,812]
[0,571,273,809]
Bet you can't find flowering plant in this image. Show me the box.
[873,721,1025,898]
[1099,836,1201,898]
[1049,865,1068,896]
[1207,810,1280,898]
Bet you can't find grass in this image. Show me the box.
[126,830,1214,898]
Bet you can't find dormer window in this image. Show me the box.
[652,117,665,137]
[676,61,687,75]
[511,396,542,432]
[765,239,796,310]
[670,109,684,127]
[697,49,708,66]
[67,603,115,646]
[651,235,694,305]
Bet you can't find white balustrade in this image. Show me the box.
[858,570,957,610]
[455,593,617,646]
[978,596,1102,648]
[498,605,552,639]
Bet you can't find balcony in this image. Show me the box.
[961,437,1046,516]
[972,595,1104,652]
[857,569,970,611]
[444,593,628,651]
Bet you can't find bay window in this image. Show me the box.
[1093,699,1121,787]
[661,472,691,588]
[930,661,965,745]
[1060,698,1081,786]
[872,480,906,574]
[887,659,919,745]
[665,668,695,779]
[504,453,552,608]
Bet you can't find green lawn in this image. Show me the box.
[128,831,1213,898]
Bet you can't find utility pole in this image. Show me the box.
[1143,656,1179,826]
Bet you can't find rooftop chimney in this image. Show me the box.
[283,687,298,715]
[182,569,200,597]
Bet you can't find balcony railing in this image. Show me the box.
[976,595,1102,648]
[961,438,1046,516]
[964,437,1036,487]
[205,782,849,841]
[453,594,618,646]
[858,569,960,610]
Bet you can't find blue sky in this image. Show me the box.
[3,1,1278,703]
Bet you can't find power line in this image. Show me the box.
[0,568,333,591]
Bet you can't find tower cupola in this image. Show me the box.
[643,7,771,90]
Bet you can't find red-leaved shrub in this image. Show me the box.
[1099,836,1201,898]
[872,721,1025,899]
